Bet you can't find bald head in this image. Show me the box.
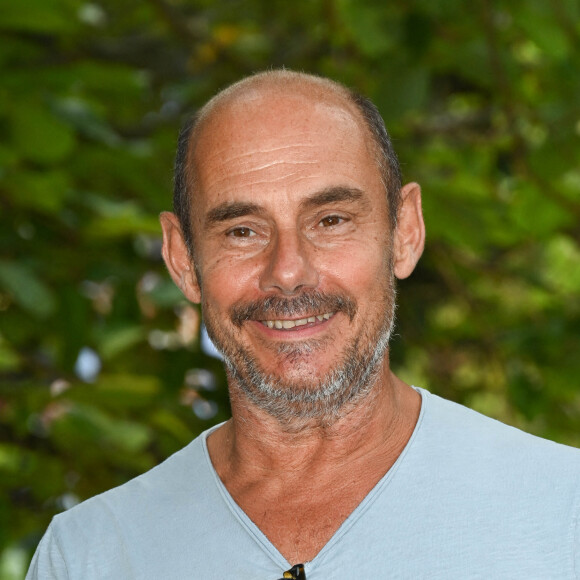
[173,70,402,255]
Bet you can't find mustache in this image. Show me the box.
[230,291,357,327]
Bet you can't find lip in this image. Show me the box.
[260,311,334,330]
[249,312,336,339]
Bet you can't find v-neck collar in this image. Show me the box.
[200,387,428,574]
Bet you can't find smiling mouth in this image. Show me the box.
[260,312,335,330]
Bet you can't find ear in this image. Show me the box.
[159,212,201,303]
[393,182,425,280]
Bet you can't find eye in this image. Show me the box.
[227,226,255,238]
[319,215,345,227]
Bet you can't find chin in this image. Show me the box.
[222,321,392,424]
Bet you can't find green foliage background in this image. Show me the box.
[1,0,579,576]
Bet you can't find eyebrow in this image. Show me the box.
[299,186,367,210]
[204,201,265,227]
[203,186,368,228]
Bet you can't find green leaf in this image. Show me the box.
[85,212,161,239]
[542,236,580,294]
[52,404,153,453]
[10,102,75,164]
[0,544,29,580]
[515,8,570,60]
[99,326,146,360]
[377,66,429,121]
[146,280,185,308]
[336,0,398,57]
[65,374,161,409]
[0,444,23,474]
[82,195,161,238]
[3,169,71,213]
[0,0,79,33]
[0,337,20,371]
[151,410,194,445]
[0,261,56,319]
[510,181,573,238]
[96,374,161,398]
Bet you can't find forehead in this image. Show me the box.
[190,87,385,217]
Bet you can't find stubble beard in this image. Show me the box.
[202,283,396,427]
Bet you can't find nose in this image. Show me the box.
[259,228,319,295]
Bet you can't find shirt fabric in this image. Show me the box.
[27,388,580,579]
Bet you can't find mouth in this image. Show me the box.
[230,291,356,329]
[260,312,335,330]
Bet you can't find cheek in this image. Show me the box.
[319,239,392,292]
[199,233,392,310]
[201,254,262,310]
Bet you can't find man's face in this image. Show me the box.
[190,89,396,422]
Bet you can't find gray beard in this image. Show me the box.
[204,287,396,426]
[222,314,393,426]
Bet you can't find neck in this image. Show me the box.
[206,363,421,564]
[208,363,421,480]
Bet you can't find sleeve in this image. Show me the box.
[26,522,70,580]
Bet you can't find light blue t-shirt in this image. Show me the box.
[27,388,580,579]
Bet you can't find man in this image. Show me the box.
[28,70,580,579]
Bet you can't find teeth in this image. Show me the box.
[262,312,334,329]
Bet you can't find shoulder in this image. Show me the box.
[28,427,224,579]
[64,426,215,520]
[353,389,580,577]
[413,388,580,507]
[420,388,580,465]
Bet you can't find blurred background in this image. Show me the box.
[1,0,579,576]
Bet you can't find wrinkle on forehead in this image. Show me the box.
[196,100,370,180]
[201,143,325,171]
[192,83,368,159]
[238,159,319,174]
[199,167,364,212]
[188,78,384,228]
[194,107,369,183]
[199,152,366,196]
